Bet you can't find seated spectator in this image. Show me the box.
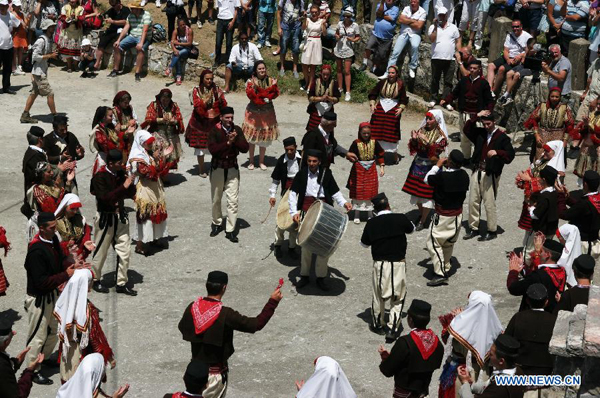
[360,0,399,74]
[487,19,532,99]
[79,38,96,77]
[518,0,545,37]
[224,31,262,92]
[31,0,58,38]
[428,6,461,106]
[459,0,481,49]
[561,0,590,55]
[498,36,536,106]
[277,0,304,78]
[108,0,152,82]
[542,44,572,102]
[380,0,426,80]
[94,0,130,71]
[166,17,193,85]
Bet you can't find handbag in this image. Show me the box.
[165,1,179,17]
[189,45,199,59]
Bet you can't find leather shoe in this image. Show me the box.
[210,223,223,237]
[463,229,479,240]
[295,276,309,288]
[385,330,401,343]
[33,373,53,385]
[225,232,239,243]
[288,247,299,259]
[316,277,330,291]
[92,281,109,294]
[369,323,386,335]
[427,276,448,287]
[274,245,283,259]
[478,232,497,241]
[116,285,137,296]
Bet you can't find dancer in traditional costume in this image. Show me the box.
[141,89,185,172]
[346,122,384,224]
[572,97,600,186]
[128,130,171,256]
[305,65,341,131]
[368,65,408,164]
[54,194,94,261]
[57,0,84,72]
[185,69,228,178]
[402,110,448,230]
[242,60,280,170]
[90,106,125,176]
[296,357,357,398]
[0,226,10,297]
[111,91,137,159]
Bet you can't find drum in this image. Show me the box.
[297,200,348,258]
[276,190,294,231]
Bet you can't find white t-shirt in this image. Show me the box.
[503,31,533,59]
[0,12,21,50]
[217,0,241,20]
[399,5,426,36]
[428,22,460,60]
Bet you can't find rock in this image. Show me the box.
[353,24,374,66]
[580,357,600,396]
[566,304,588,357]
[488,17,512,63]
[584,286,600,357]
[568,38,591,91]
[550,309,573,356]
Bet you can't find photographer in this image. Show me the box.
[224,32,263,92]
[542,44,572,103]
[498,36,537,106]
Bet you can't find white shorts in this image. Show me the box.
[379,141,399,153]
[410,195,434,209]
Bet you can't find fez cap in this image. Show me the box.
[407,299,431,319]
[221,106,234,115]
[0,319,12,336]
[494,334,520,358]
[53,115,69,125]
[449,150,464,167]
[543,239,564,255]
[573,254,595,275]
[283,137,296,147]
[305,149,322,159]
[540,166,558,186]
[107,149,123,162]
[468,59,482,66]
[184,360,209,386]
[37,212,56,225]
[584,170,600,183]
[207,271,228,284]
[28,126,45,138]
[322,111,337,121]
[526,283,548,301]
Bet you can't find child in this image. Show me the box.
[78,38,96,77]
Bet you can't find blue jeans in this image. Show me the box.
[387,32,421,71]
[420,0,431,17]
[119,35,151,52]
[170,47,190,76]
[215,18,234,62]
[281,23,301,55]
[257,10,274,44]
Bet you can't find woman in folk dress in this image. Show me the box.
[112,91,138,159]
[305,64,340,131]
[57,0,84,72]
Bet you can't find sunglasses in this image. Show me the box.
[512,25,522,29]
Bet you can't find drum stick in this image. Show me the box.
[260,205,273,224]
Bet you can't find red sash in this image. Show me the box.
[191,297,223,335]
[543,266,566,293]
[588,193,600,214]
[410,329,440,360]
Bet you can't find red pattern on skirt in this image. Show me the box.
[370,103,401,143]
[186,115,219,149]
[306,111,322,131]
[518,202,532,231]
[347,162,379,201]
[402,171,434,199]
[0,261,8,296]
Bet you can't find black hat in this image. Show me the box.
[526,283,548,301]
[283,137,296,147]
[221,106,234,115]
[305,149,322,159]
[207,270,228,284]
[183,360,210,392]
[573,254,595,275]
[37,212,56,226]
[28,126,45,138]
[107,149,123,162]
[467,59,482,66]
[449,150,464,167]
[53,115,68,125]
[322,111,337,121]
[480,113,495,121]
[584,170,600,182]
[494,334,520,358]
[543,239,564,255]
[0,319,12,336]
[540,166,558,186]
[371,192,388,204]
[407,299,431,319]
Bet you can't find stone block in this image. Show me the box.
[352,24,373,66]
[584,286,600,357]
[569,38,591,91]
[488,17,512,63]
[550,309,574,356]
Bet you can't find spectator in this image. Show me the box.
[577,47,600,121]
[78,38,96,77]
[360,0,399,74]
[0,0,20,94]
[474,0,492,50]
[542,44,572,101]
[11,0,29,76]
[334,6,360,101]
[20,19,58,124]
[428,6,461,107]
[487,0,516,20]
[435,0,455,21]
[166,17,193,85]
[108,0,153,82]
[188,0,214,28]
[561,0,590,55]
[93,0,130,71]
[140,0,160,8]
[343,0,371,23]
[455,47,478,78]
[459,0,480,49]
[589,1,599,63]
[256,0,276,48]
[498,36,536,106]
[57,0,84,73]
[301,5,325,90]
[165,0,189,42]
[518,0,545,36]
[31,0,58,38]
[487,19,532,98]
[380,0,426,81]
[224,31,262,92]
[214,0,240,68]
[238,0,252,37]
[277,0,304,78]
[546,0,566,46]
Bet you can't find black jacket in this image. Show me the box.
[427,168,470,210]
[531,190,559,235]
[361,213,414,261]
[24,236,69,302]
[505,310,556,375]
[21,147,47,194]
[289,166,340,213]
[464,119,515,177]
[554,286,590,313]
[42,131,83,165]
[271,153,301,196]
[0,352,35,398]
[90,168,136,214]
[562,193,600,242]
[301,128,347,167]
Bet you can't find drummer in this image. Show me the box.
[269,137,302,260]
[289,149,353,291]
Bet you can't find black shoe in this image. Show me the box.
[295,276,309,288]
[225,232,239,243]
[116,285,137,296]
[210,223,223,237]
[80,71,88,78]
[32,373,53,385]
[415,222,424,232]
[3,89,16,94]
[463,229,479,240]
[478,232,497,241]
[288,247,299,259]
[135,73,141,82]
[92,281,109,294]
[107,70,118,78]
[369,323,386,335]
[385,330,401,343]
[427,276,449,287]
[274,245,283,259]
[359,63,367,71]
[567,146,580,160]
[316,277,330,291]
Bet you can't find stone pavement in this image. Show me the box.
[0,69,589,397]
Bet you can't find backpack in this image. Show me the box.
[152,23,167,43]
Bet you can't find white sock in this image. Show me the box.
[362,58,368,65]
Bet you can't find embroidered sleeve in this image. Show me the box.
[89,303,114,364]
[523,103,541,130]
[262,82,280,101]
[192,88,209,118]
[141,102,159,131]
[246,81,266,105]
[563,106,575,137]
[137,162,161,181]
[95,128,118,152]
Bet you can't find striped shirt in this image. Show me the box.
[127,10,152,38]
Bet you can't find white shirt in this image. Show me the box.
[288,168,347,216]
[228,42,263,70]
[428,22,460,60]
[0,12,20,50]
[29,145,45,153]
[217,0,241,20]
[503,31,532,59]
[487,127,499,144]
[399,5,426,36]
[269,152,301,198]
[424,165,458,185]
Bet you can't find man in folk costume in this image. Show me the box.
[269,137,301,260]
[458,334,526,398]
[288,149,353,291]
[178,271,282,398]
[463,111,515,242]
[555,254,596,313]
[22,126,48,196]
[305,65,341,131]
[42,115,85,167]
[300,111,357,168]
[424,150,470,286]
[163,360,210,398]
[90,149,137,296]
[24,212,75,386]
[562,170,600,261]
[507,239,566,312]
[378,299,444,398]
[207,106,249,243]
[361,193,414,342]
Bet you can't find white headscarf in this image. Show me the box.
[557,224,581,287]
[296,356,357,398]
[545,140,565,173]
[54,193,82,217]
[53,269,93,354]
[56,353,105,398]
[420,109,449,138]
[127,129,153,166]
[448,291,503,368]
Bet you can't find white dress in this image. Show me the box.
[301,18,323,65]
